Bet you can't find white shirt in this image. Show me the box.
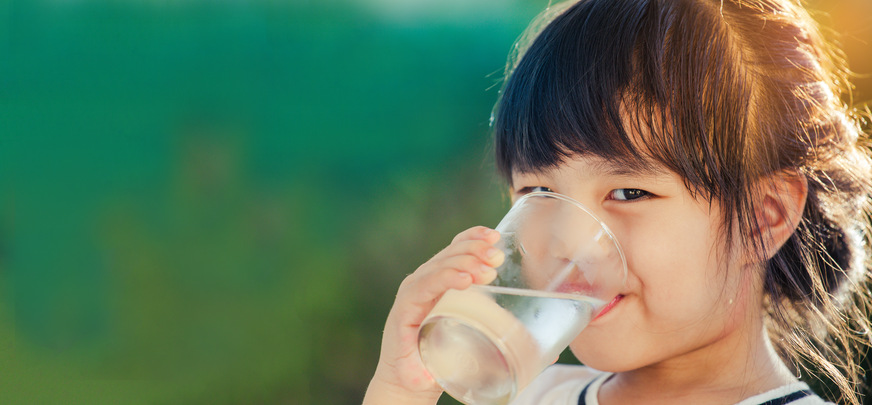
[510,365,832,405]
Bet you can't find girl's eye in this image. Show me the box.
[518,186,553,194]
[610,188,650,201]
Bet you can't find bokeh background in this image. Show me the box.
[2,0,870,404]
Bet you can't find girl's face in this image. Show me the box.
[511,155,763,372]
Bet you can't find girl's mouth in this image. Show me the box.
[555,282,593,295]
[593,294,624,321]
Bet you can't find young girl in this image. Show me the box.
[363,0,872,404]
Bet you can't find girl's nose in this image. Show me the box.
[541,209,624,300]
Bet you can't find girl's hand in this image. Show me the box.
[363,226,505,405]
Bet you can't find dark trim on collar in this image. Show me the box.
[578,386,814,405]
[576,380,595,405]
[757,389,813,405]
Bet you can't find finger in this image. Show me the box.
[434,234,505,268]
[389,270,471,341]
[451,226,500,245]
[437,254,498,284]
[422,267,474,298]
[420,227,495,268]
[438,239,505,268]
[398,267,473,307]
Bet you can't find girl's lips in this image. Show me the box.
[556,282,594,295]
[593,294,624,321]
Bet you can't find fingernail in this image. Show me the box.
[486,247,502,261]
[480,264,496,275]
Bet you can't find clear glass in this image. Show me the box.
[417,191,627,405]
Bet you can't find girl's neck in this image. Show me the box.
[598,320,797,405]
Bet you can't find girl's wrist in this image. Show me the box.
[363,369,442,405]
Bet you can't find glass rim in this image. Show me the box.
[507,191,629,280]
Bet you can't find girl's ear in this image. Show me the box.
[751,171,808,260]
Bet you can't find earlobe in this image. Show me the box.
[752,172,808,260]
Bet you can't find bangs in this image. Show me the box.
[493,0,757,200]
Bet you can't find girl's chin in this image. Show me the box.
[567,345,639,373]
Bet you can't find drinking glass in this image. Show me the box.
[417,191,627,405]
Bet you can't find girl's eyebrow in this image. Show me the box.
[512,158,669,184]
[587,159,669,178]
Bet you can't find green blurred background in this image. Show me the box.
[1,0,870,404]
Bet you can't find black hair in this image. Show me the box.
[493,1,872,403]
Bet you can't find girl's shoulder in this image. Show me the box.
[509,364,603,405]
